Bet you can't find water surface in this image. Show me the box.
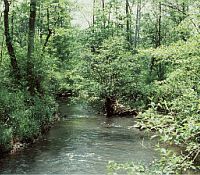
[0,102,159,174]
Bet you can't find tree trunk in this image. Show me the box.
[105,96,116,117]
[150,2,162,80]
[0,11,3,24]
[11,1,15,39]
[38,1,43,41]
[27,0,37,95]
[156,2,164,80]
[126,0,131,46]
[134,0,141,48]
[0,35,4,63]
[43,8,52,51]
[156,2,162,48]
[102,0,106,29]
[91,0,96,52]
[92,0,96,27]
[0,12,4,62]
[3,0,21,81]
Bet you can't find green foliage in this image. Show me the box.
[0,125,12,152]
[0,0,69,152]
[107,161,146,175]
[73,3,200,173]
[0,0,200,173]
[74,36,145,108]
[107,149,197,174]
[134,35,200,173]
[0,83,57,145]
[12,110,40,140]
[47,28,84,95]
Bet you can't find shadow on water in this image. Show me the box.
[0,101,159,174]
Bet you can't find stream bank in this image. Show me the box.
[0,101,159,174]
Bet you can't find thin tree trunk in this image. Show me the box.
[91,0,96,52]
[0,11,3,62]
[102,0,106,29]
[108,2,112,36]
[3,0,21,80]
[150,2,162,80]
[38,0,43,41]
[27,0,37,95]
[0,11,2,24]
[11,1,15,39]
[156,2,164,80]
[126,0,131,46]
[134,0,141,48]
[43,8,52,51]
[92,0,96,27]
[115,3,119,34]
[156,2,162,48]
[108,3,112,26]
[0,35,4,63]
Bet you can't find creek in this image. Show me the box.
[0,101,159,174]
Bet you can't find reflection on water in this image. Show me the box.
[0,102,159,174]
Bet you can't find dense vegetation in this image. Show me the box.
[0,0,199,174]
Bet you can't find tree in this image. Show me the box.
[43,7,53,51]
[126,0,131,46]
[3,0,21,81]
[102,0,106,29]
[134,0,141,48]
[156,1,162,48]
[27,0,37,95]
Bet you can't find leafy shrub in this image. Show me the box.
[0,85,57,150]
[0,124,12,152]
[134,35,200,173]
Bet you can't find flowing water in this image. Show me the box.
[0,101,159,174]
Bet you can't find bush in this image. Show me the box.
[0,85,57,151]
[0,124,12,152]
[134,35,200,173]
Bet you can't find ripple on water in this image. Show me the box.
[0,103,159,174]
